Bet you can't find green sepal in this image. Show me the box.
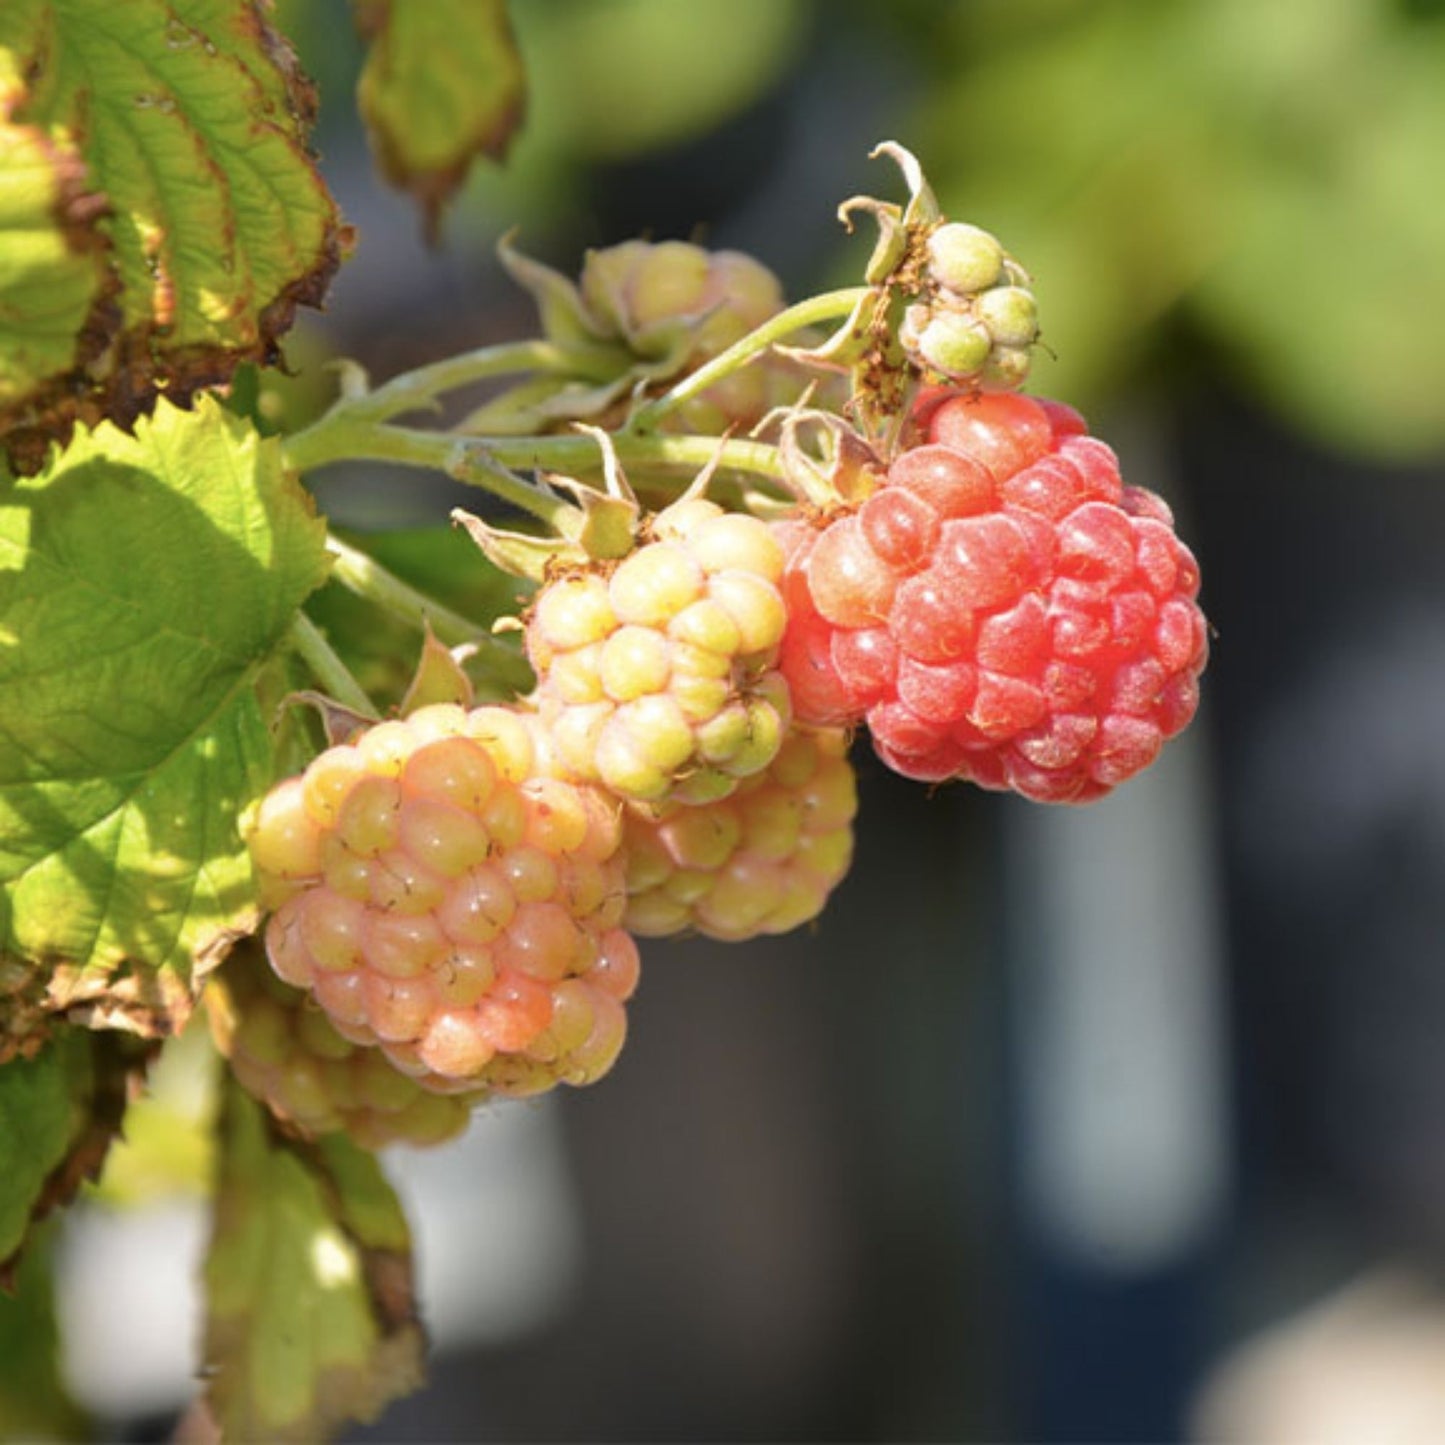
[451,508,580,584]
[457,371,638,436]
[398,622,477,714]
[277,692,376,749]
[776,408,884,511]
[497,232,602,348]
[776,287,878,371]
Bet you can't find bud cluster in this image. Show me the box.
[899,222,1041,391]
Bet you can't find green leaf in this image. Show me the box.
[398,622,476,714]
[0,1224,89,1441]
[354,0,525,240]
[0,1035,89,1265]
[0,396,328,1032]
[0,1029,147,1278]
[0,121,112,431]
[201,1081,425,1442]
[0,0,347,470]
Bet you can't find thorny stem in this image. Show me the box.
[626,287,869,432]
[289,612,380,719]
[324,535,534,694]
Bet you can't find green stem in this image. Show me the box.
[324,535,533,693]
[287,415,791,495]
[352,338,628,422]
[627,286,869,433]
[285,416,575,530]
[289,612,380,718]
[487,431,792,486]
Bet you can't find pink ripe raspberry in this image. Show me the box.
[528,497,792,805]
[243,703,641,1095]
[623,727,857,942]
[209,946,485,1150]
[775,391,1209,803]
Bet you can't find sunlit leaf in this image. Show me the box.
[0,0,348,470]
[201,1081,424,1441]
[0,397,329,1037]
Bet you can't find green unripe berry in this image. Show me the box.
[974,285,1040,348]
[981,344,1034,391]
[926,222,1006,295]
[910,308,993,379]
[620,241,712,334]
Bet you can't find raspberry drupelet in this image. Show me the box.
[208,945,489,1149]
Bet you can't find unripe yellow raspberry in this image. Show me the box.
[622,727,857,941]
[527,499,794,805]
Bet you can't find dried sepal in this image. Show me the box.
[451,508,580,584]
[279,691,377,748]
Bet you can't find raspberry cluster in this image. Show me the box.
[777,390,1208,802]
[528,497,792,805]
[244,703,639,1098]
[243,384,1208,1151]
[623,727,857,942]
[234,157,1217,1162]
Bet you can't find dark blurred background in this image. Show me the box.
[60,1,1445,1439]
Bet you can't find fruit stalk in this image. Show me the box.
[289,613,381,719]
[324,536,533,695]
[625,286,869,433]
[343,338,631,424]
[285,416,792,497]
